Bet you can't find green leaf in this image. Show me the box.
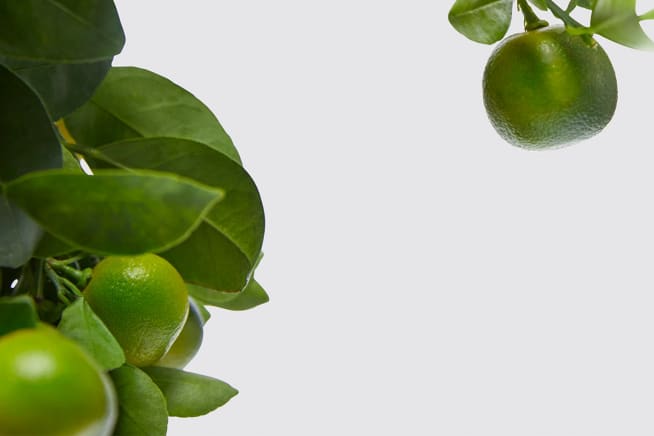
[528,0,548,10]
[33,232,76,259]
[191,298,212,325]
[591,0,654,49]
[6,170,223,256]
[0,295,38,336]
[189,279,269,311]
[0,0,125,63]
[448,0,513,44]
[576,0,596,9]
[0,56,112,119]
[0,65,61,267]
[0,197,42,269]
[0,65,61,182]
[58,298,125,370]
[110,365,168,436]
[142,367,238,417]
[82,137,264,291]
[65,67,241,164]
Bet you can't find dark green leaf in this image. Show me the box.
[65,67,241,163]
[0,0,125,63]
[163,222,252,291]
[0,295,38,336]
[143,367,238,417]
[0,65,61,267]
[110,365,168,436]
[58,298,125,370]
[189,279,269,311]
[528,0,547,10]
[33,232,76,259]
[6,170,223,256]
[0,196,42,268]
[0,65,61,182]
[0,56,112,119]
[591,0,654,49]
[448,0,513,44]
[83,137,265,291]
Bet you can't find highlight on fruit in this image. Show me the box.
[448,0,654,149]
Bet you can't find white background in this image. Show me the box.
[113,1,654,435]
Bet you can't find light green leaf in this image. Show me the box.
[143,367,238,417]
[6,170,223,256]
[58,298,125,370]
[0,56,112,119]
[0,0,125,63]
[0,295,38,336]
[591,0,654,49]
[110,365,168,436]
[65,67,241,163]
[448,0,513,44]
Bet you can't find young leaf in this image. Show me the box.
[58,298,125,370]
[0,295,38,336]
[84,137,265,292]
[142,367,238,417]
[6,169,223,256]
[110,365,168,436]
[591,0,654,49]
[65,67,241,164]
[0,56,112,119]
[0,0,125,63]
[448,0,513,44]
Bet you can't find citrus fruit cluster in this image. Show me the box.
[0,254,221,436]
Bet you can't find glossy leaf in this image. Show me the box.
[448,0,513,44]
[83,137,264,291]
[192,298,212,325]
[0,0,125,63]
[110,365,168,436]
[143,367,238,417]
[6,170,223,256]
[0,65,60,267]
[0,295,38,336]
[591,0,654,49]
[58,298,125,370]
[65,67,241,163]
[0,56,112,119]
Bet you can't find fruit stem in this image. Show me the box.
[44,263,81,305]
[544,0,594,45]
[518,0,549,31]
[48,260,92,289]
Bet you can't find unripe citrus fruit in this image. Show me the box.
[0,326,117,436]
[84,253,189,367]
[156,298,204,369]
[483,26,618,149]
